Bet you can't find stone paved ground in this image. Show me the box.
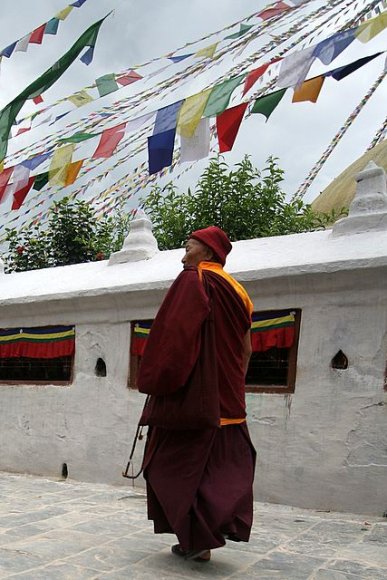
[0,472,386,579]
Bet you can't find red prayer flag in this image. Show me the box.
[16,127,31,136]
[257,1,292,21]
[29,24,47,44]
[33,95,44,104]
[116,70,142,86]
[243,58,282,95]
[11,176,35,210]
[0,167,14,202]
[216,103,248,153]
[92,123,126,159]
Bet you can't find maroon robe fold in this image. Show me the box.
[137,265,256,551]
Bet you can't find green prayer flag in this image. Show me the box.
[0,16,107,162]
[59,132,98,144]
[96,73,119,97]
[33,172,49,191]
[225,24,253,40]
[204,75,245,118]
[251,89,287,120]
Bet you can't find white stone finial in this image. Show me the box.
[331,161,387,237]
[108,210,158,265]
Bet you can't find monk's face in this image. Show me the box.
[182,238,213,267]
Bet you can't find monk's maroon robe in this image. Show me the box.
[138,265,256,551]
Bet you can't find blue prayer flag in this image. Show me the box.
[313,28,356,65]
[2,42,16,58]
[45,18,60,35]
[153,101,183,135]
[71,0,88,6]
[21,152,51,171]
[80,45,94,65]
[168,54,193,63]
[148,129,176,175]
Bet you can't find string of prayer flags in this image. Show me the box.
[96,74,119,98]
[180,117,210,163]
[204,75,245,118]
[225,24,253,40]
[11,177,35,210]
[148,129,176,174]
[277,45,316,88]
[153,101,183,135]
[177,89,211,138]
[251,88,286,120]
[195,43,218,59]
[257,1,292,21]
[48,143,75,186]
[312,28,356,65]
[356,12,387,43]
[292,76,325,103]
[327,52,383,81]
[216,102,248,153]
[92,123,126,159]
[0,15,107,162]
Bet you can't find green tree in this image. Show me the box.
[141,155,345,250]
[4,197,131,273]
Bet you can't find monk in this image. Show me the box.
[137,226,256,562]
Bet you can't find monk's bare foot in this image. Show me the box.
[171,544,211,562]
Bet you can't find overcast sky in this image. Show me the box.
[0,0,385,233]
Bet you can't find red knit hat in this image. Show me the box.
[189,226,232,266]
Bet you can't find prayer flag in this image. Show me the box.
[15,35,31,53]
[59,131,97,143]
[0,16,107,162]
[216,102,248,153]
[0,167,14,202]
[148,129,176,174]
[225,24,253,40]
[243,62,271,95]
[55,6,74,20]
[195,43,218,59]
[125,112,155,134]
[45,18,60,35]
[2,42,16,58]
[71,0,88,6]
[29,24,46,45]
[92,123,126,159]
[177,89,212,138]
[292,76,325,103]
[153,101,183,135]
[33,172,49,191]
[65,160,83,186]
[49,144,75,186]
[96,73,119,97]
[180,117,210,163]
[80,46,94,65]
[168,54,192,63]
[33,95,44,104]
[356,12,387,43]
[68,90,94,107]
[251,88,286,120]
[116,70,142,85]
[16,127,31,136]
[277,45,315,88]
[11,177,35,210]
[257,2,291,21]
[2,164,30,205]
[327,52,382,81]
[313,28,356,65]
[21,152,51,171]
[204,75,245,118]
[251,311,295,352]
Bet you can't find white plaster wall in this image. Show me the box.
[246,269,387,515]
[0,320,147,487]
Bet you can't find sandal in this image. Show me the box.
[171,544,211,562]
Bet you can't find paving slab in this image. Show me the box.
[0,472,386,579]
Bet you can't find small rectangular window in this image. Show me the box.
[0,325,75,385]
[245,309,301,394]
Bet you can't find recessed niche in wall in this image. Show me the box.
[331,350,348,370]
[62,463,68,479]
[95,358,107,377]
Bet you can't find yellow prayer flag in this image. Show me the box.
[65,160,84,186]
[292,76,325,103]
[0,161,4,173]
[356,13,387,43]
[55,6,74,20]
[49,144,75,186]
[68,90,94,107]
[194,42,218,59]
[177,89,212,138]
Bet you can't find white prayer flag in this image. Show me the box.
[180,117,210,163]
